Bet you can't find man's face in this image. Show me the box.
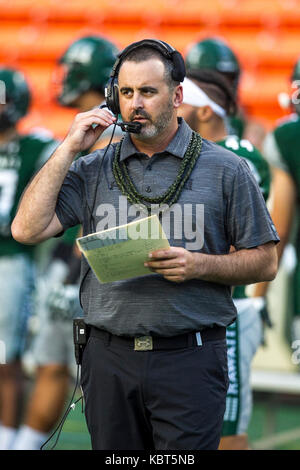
[118,58,176,140]
[178,103,199,132]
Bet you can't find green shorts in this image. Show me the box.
[222,298,263,436]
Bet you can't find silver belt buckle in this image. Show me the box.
[134,336,153,351]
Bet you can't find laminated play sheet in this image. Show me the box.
[76,215,170,283]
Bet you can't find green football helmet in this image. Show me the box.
[57,35,119,106]
[185,38,240,92]
[0,67,31,130]
[290,57,300,114]
[291,57,300,82]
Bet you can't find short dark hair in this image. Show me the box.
[187,68,237,116]
[120,46,179,90]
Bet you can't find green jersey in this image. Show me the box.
[264,113,300,314]
[0,130,57,258]
[217,135,271,299]
[227,114,245,140]
[272,114,300,191]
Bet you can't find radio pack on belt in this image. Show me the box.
[73,317,90,365]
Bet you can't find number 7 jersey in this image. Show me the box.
[0,130,58,257]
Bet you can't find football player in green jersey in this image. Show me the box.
[0,67,58,450]
[12,35,121,450]
[253,58,300,348]
[178,69,271,450]
[185,37,266,151]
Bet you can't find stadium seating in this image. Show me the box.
[1,0,300,27]
[0,0,299,137]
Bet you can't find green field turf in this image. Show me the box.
[43,393,91,450]
[248,395,300,450]
[42,393,300,451]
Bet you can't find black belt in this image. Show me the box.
[90,325,226,351]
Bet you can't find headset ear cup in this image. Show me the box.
[105,77,120,116]
[112,82,120,115]
[171,51,186,82]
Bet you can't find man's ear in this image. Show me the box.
[196,106,214,123]
[173,84,183,108]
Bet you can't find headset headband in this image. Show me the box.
[110,38,185,83]
[105,38,185,115]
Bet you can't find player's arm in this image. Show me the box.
[268,167,296,262]
[243,119,266,151]
[253,166,297,297]
[12,109,116,245]
[146,241,277,285]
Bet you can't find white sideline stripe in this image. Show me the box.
[251,370,300,394]
[252,427,300,450]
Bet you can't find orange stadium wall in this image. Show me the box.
[0,0,299,140]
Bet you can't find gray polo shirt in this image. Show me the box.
[55,118,279,337]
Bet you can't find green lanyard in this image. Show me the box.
[112,131,203,214]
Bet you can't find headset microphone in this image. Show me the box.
[98,104,142,133]
[116,121,142,133]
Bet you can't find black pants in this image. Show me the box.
[80,329,228,450]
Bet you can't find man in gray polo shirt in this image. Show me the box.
[12,39,279,450]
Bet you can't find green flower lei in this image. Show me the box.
[112,131,202,214]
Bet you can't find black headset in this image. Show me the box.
[105,39,186,116]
